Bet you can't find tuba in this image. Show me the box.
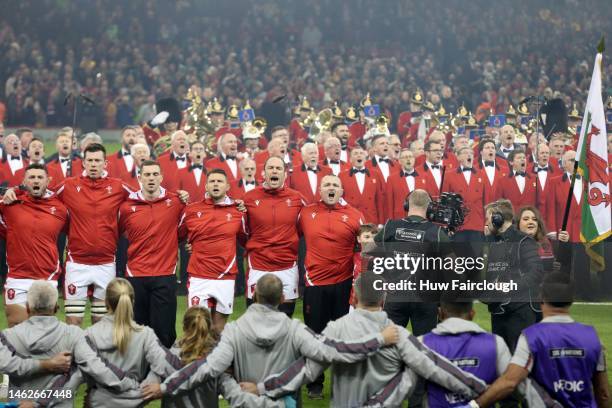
[308,108,333,138]
[182,87,217,157]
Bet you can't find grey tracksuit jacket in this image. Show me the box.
[258,309,488,408]
[156,344,285,408]
[80,315,182,408]
[0,315,139,407]
[159,303,386,398]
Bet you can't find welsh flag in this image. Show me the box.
[576,40,611,270]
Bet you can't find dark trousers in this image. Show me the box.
[235,241,246,296]
[127,275,177,348]
[384,301,438,408]
[491,304,537,352]
[303,278,353,390]
[297,237,306,296]
[177,243,189,296]
[491,303,537,407]
[116,236,129,278]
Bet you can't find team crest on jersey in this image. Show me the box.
[67,284,76,295]
[286,199,292,206]
[341,214,349,222]
[106,186,113,194]
[372,179,376,183]
[311,212,317,219]
[226,213,232,221]
[197,211,202,218]
[191,296,200,306]
[166,199,172,207]
[76,186,81,192]
[50,206,56,215]
[255,200,260,206]
[6,288,15,300]
[131,206,136,212]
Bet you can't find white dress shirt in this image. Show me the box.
[375,155,390,181]
[426,161,442,189]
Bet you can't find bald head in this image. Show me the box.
[255,274,283,306]
[407,189,431,217]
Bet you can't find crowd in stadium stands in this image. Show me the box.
[1,0,611,129]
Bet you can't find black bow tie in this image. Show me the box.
[484,160,495,167]
[175,156,186,162]
[502,148,513,153]
[377,157,390,163]
[462,167,473,172]
[429,164,440,169]
[10,156,20,161]
[245,181,256,185]
[225,155,236,161]
[122,151,131,156]
[307,167,318,173]
[191,164,203,170]
[328,160,340,165]
[574,175,582,180]
[515,171,526,177]
[60,158,71,163]
[536,167,549,172]
[403,171,417,177]
[351,168,367,175]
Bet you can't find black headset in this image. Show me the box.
[491,210,504,230]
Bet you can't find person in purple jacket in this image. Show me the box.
[468,272,610,408]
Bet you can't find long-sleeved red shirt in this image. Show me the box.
[119,189,184,277]
[299,200,364,286]
[243,186,305,271]
[56,174,132,265]
[0,190,67,279]
[179,196,246,280]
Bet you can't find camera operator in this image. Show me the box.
[483,199,543,352]
[371,189,453,408]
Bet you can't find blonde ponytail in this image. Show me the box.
[105,278,142,354]
[179,307,218,364]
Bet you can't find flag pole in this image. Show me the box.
[561,37,605,232]
[561,160,579,231]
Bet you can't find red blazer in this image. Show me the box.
[107,150,133,182]
[289,164,332,204]
[415,162,444,199]
[121,169,141,191]
[497,171,537,211]
[228,179,259,200]
[320,157,351,176]
[414,152,459,171]
[178,166,207,203]
[365,156,401,184]
[205,154,239,184]
[158,152,191,193]
[442,168,488,232]
[476,159,510,203]
[46,156,83,189]
[0,156,28,187]
[289,119,309,147]
[338,168,385,224]
[386,169,427,219]
[530,164,558,231]
[396,111,413,138]
[547,173,582,242]
[347,122,366,148]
